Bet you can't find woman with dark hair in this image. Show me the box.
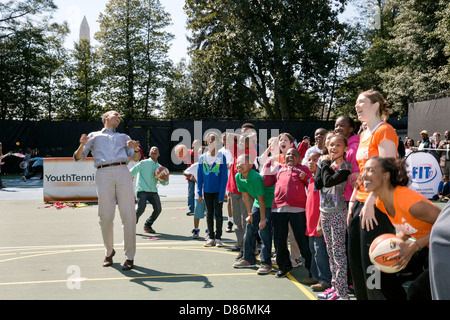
[361,156,440,299]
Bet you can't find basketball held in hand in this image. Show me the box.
[155,166,169,181]
[369,233,405,273]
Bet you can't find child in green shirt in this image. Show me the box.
[233,154,275,274]
[130,146,169,233]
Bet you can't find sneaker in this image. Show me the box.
[291,258,303,268]
[186,212,194,216]
[233,259,256,268]
[226,221,233,232]
[230,245,240,252]
[192,228,200,239]
[327,292,350,300]
[143,225,155,233]
[215,239,224,247]
[275,268,292,278]
[317,287,335,300]
[256,264,272,275]
[346,285,355,296]
[204,239,215,247]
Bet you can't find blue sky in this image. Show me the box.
[51,0,189,64]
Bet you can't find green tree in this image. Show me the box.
[0,0,62,120]
[334,0,398,117]
[337,0,450,117]
[164,56,258,119]
[96,0,173,121]
[379,0,450,112]
[40,21,70,120]
[63,39,103,121]
[185,0,348,120]
[0,0,57,39]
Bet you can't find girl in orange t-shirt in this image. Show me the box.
[362,156,440,299]
[347,90,400,300]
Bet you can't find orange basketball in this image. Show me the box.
[369,233,405,273]
[154,166,169,181]
[174,144,188,158]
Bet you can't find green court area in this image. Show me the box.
[0,175,318,301]
[1,174,446,302]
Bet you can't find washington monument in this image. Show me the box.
[79,15,90,41]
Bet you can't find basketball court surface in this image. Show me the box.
[2,174,444,303]
[0,174,320,302]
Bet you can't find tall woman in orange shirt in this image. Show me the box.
[362,157,440,299]
[347,90,400,300]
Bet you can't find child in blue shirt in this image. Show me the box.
[197,132,229,247]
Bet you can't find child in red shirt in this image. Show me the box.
[305,152,331,291]
[263,148,312,278]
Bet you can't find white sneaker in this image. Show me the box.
[215,239,224,247]
[256,264,272,275]
[204,239,215,247]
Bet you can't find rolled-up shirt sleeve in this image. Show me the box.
[125,135,136,158]
[73,133,94,162]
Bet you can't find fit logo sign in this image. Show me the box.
[410,164,437,184]
[405,152,442,199]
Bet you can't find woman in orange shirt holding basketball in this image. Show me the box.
[347,90,400,300]
[362,156,440,299]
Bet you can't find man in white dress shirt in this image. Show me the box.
[74,111,141,270]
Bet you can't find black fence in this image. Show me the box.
[0,117,406,174]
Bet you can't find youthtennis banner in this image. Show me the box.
[43,158,137,202]
[405,151,442,199]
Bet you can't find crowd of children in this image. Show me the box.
[175,121,359,300]
[135,91,443,301]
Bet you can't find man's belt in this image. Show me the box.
[96,162,127,169]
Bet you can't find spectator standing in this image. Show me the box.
[437,130,450,177]
[304,151,332,292]
[302,128,327,166]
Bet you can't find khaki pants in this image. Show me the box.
[95,165,136,261]
[230,192,247,248]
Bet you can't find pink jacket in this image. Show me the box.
[344,134,360,201]
[263,161,312,210]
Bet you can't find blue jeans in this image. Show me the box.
[136,191,162,227]
[309,236,331,286]
[243,207,273,265]
[187,180,195,213]
[272,211,311,274]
